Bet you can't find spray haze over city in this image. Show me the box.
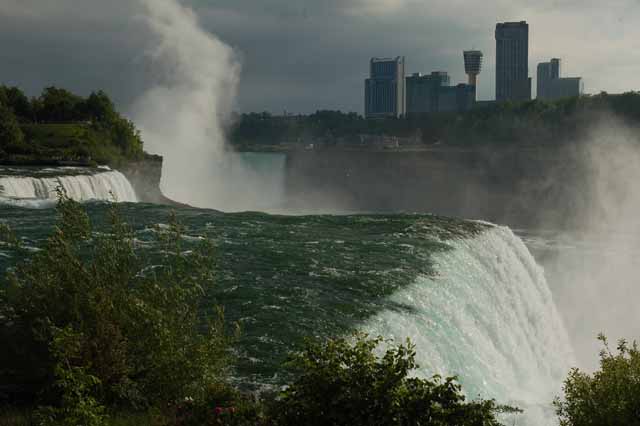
[1,1,640,426]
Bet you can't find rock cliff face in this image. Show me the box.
[118,155,175,205]
[284,146,592,228]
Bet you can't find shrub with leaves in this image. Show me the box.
[270,333,514,426]
[170,382,267,426]
[35,327,106,426]
[0,192,235,423]
[555,333,640,426]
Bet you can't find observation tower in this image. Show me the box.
[463,50,483,87]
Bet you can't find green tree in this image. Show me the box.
[36,87,84,122]
[0,194,234,423]
[0,103,24,151]
[82,91,117,124]
[271,333,514,426]
[555,334,640,426]
[109,116,144,159]
[0,86,32,121]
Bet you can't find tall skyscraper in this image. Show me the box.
[537,58,582,100]
[537,58,561,99]
[495,21,531,102]
[365,57,406,118]
[406,71,475,115]
[406,72,450,114]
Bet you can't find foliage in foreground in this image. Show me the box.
[270,333,514,426]
[554,333,640,426]
[0,193,235,424]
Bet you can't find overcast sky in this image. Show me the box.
[1,0,639,115]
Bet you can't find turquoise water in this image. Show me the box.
[0,202,486,386]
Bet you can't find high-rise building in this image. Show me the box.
[537,58,561,99]
[463,50,483,89]
[537,58,582,100]
[550,58,561,79]
[406,71,475,115]
[406,72,449,114]
[537,63,551,99]
[365,57,406,118]
[439,84,476,112]
[495,21,531,102]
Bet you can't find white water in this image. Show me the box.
[0,170,138,206]
[363,225,574,425]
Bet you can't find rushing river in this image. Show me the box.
[0,166,578,425]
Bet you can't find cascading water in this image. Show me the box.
[0,200,574,424]
[362,225,574,425]
[0,169,138,207]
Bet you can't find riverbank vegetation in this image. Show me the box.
[0,86,144,166]
[230,92,640,149]
[0,196,511,425]
[554,334,640,426]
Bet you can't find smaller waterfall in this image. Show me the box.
[0,169,138,206]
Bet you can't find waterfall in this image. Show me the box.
[362,225,574,425]
[0,169,138,206]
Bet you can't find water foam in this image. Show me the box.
[0,170,138,205]
[362,225,574,425]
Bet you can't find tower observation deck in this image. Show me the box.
[463,50,483,87]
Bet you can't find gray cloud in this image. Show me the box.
[0,0,638,114]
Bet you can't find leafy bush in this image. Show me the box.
[168,383,267,426]
[270,333,514,426]
[0,194,235,423]
[555,333,640,426]
[34,327,107,426]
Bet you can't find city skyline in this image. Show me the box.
[1,1,636,114]
[366,20,586,117]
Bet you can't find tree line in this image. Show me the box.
[229,92,640,148]
[0,86,144,164]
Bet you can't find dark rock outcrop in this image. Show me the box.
[118,155,180,205]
